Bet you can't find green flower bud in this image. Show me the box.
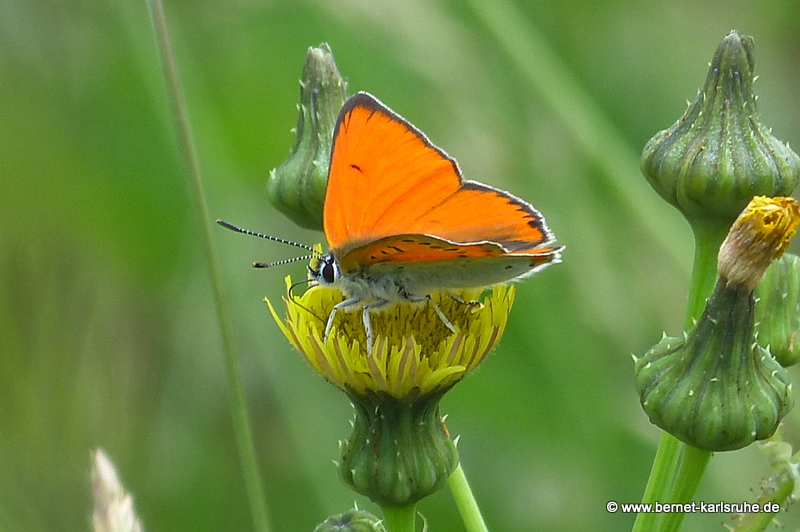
[641,31,800,225]
[339,391,458,507]
[756,253,800,367]
[635,196,799,451]
[635,279,793,451]
[313,509,387,532]
[267,43,348,230]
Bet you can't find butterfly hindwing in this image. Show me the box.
[337,234,506,274]
[338,234,559,293]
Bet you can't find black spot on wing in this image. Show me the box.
[350,163,363,172]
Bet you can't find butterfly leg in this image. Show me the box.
[325,297,364,341]
[426,296,456,334]
[361,299,390,356]
[446,291,483,310]
[404,294,456,334]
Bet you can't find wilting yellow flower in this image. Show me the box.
[266,280,514,399]
[718,196,800,290]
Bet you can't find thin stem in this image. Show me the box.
[684,221,730,327]
[631,433,681,532]
[657,445,711,532]
[449,463,489,532]
[631,220,728,532]
[381,505,417,532]
[732,469,794,532]
[146,2,271,531]
[734,435,795,532]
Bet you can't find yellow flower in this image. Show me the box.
[266,280,515,399]
[718,196,800,290]
[267,279,515,506]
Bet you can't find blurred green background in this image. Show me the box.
[2,0,800,530]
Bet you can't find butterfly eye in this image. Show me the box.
[322,260,336,284]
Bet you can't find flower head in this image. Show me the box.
[635,281,793,451]
[267,280,515,505]
[718,196,800,290]
[267,280,514,400]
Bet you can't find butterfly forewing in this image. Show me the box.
[325,93,556,259]
[325,93,463,255]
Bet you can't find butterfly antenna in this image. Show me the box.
[219,219,326,325]
[216,219,319,254]
[252,255,315,269]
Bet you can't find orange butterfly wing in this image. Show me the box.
[337,234,558,278]
[324,92,556,264]
[339,234,504,270]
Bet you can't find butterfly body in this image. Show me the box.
[314,239,552,298]
[308,92,562,350]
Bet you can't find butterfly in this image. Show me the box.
[221,92,562,351]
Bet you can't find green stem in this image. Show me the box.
[632,220,728,532]
[146,2,271,532]
[684,221,730,327]
[632,433,681,532]
[657,445,711,532]
[449,463,489,532]
[381,505,417,532]
[733,467,794,532]
[735,436,795,532]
